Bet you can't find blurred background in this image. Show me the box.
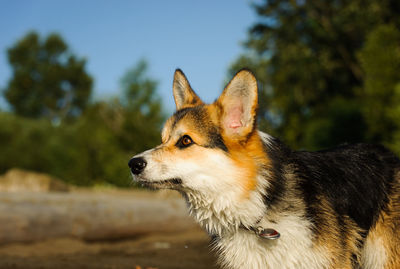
[0,0,399,268]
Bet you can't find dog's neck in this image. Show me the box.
[182,173,271,236]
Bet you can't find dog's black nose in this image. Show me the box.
[128,157,147,175]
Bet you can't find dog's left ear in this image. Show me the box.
[173,69,203,110]
[217,69,258,139]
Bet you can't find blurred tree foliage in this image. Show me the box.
[117,59,164,152]
[1,34,164,186]
[4,31,92,122]
[231,0,400,153]
[0,107,130,186]
[358,24,400,147]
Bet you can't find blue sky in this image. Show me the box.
[0,0,258,112]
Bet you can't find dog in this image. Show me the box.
[129,69,400,269]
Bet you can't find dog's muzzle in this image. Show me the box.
[128,157,147,175]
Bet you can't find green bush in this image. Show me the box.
[0,102,160,187]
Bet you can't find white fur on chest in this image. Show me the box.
[184,181,268,236]
[215,215,330,269]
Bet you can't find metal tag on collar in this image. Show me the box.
[256,227,280,240]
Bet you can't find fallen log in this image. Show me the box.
[0,190,197,244]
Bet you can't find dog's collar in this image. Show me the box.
[239,224,280,240]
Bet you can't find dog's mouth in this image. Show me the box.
[136,177,182,189]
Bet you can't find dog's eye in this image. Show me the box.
[177,135,194,148]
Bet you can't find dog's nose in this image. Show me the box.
[128,157,147,175]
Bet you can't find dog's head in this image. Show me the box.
[129,69,268,200]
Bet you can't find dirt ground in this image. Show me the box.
[0,187,218,269]
[0,228,218,269]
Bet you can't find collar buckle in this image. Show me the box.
[255,227,280,240]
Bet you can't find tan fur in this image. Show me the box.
[173,69,203,109]
[364,171,400,269]
[162,110,213,147]
[223,131,269,198]
[312,196,363,269]
[158,123,215,162]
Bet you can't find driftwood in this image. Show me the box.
[0,190,197,244]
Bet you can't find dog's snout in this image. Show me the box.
[128,157,147,175]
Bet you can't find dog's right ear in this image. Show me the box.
[173,69,203,110]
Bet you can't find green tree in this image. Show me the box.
[358,24,400,150]
[231,0,400,150]
[3,31,93,121]
[70,102,131,186]
[117,59,164,153]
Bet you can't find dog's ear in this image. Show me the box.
[217,69,258,139]
[173,69,203,110]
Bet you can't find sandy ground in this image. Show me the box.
[0,228,218,269]
[0,189,218,269]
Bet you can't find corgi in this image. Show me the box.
[129,69,400,269]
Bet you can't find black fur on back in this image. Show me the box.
[262,137,291,208]
[273,143,400,234]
